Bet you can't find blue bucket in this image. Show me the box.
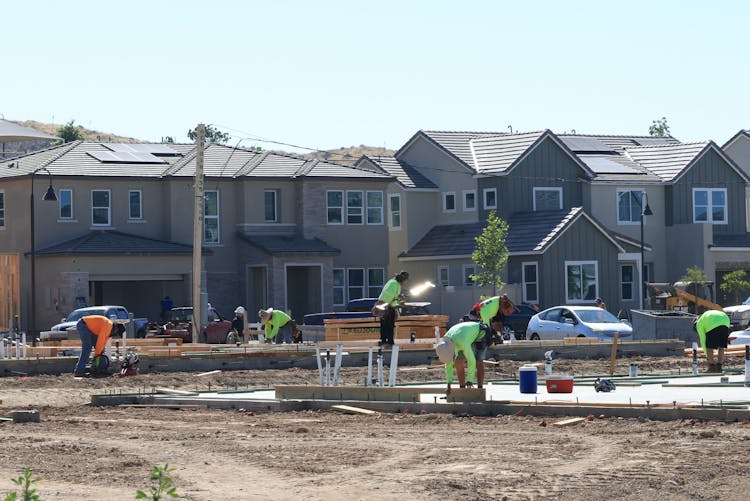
[519,365,538,394]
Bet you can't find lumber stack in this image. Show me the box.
[323,315,448,342]
[683,345,749,357]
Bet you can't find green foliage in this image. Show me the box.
[56,120,85,143]
[135,464,180,500]
[720,270,750,304]
[187,124,230,144]
[471,210,510,296]
[648,117,670,137]
[3,468,41,501]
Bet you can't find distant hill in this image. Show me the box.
[10,120,395,166]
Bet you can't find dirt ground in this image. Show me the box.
[2,354,750,501]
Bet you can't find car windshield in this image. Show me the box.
[65,308,107,322]
[576,310,620,324]
[170,310,193,323]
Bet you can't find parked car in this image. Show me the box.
[503,304,541,340]
[150,306,235,344]
[303,298,431,326]
[50,305,148,337]
[525,306,633,341]
[723,296,750,330]
[729,328,750,346]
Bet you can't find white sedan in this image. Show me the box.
[525,306,633,341]
[729,329,750,346]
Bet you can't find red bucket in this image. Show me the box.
[545,376,574,393]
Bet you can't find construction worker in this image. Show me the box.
[374,270,409,346]
[259,307,293,344]
[595,298,607,310]
[435,321,490,394]
[469,294,518,343]
[74,315,125,377]
[693,310,731,373]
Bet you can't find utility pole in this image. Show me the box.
[192,124,205,343]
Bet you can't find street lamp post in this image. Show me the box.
[29,167,57,337]
[640,192,653,310]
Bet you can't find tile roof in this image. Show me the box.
[711,234,750,249]
[398,222,485,258]
[469,131,546,174]
[623,142,710,182]
[237,233,340,255]
[558,134,681,152]
[35,230,197,255]
[415,130,507,168]
[359,155,437,189]
[0,119,57,141]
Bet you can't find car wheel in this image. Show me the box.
[502,325,514,340]
[577,334,586,338]
[136,328,146,339]
[530,333,540,341]
[226,330,240,345]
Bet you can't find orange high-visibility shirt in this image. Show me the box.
[82,315,113,356]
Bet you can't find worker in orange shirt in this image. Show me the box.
[74,315,125,377]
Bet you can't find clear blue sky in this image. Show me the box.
[2,1,748,152]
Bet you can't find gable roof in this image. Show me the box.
[35,230,197,256]
[398,207,624,260]
[468,131,546,174]
[357,155,438,189]
[0,119,57,142]
[722,129,750,150]
[396,130,502,171]
[237,233,340,255]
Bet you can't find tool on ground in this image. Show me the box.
[593,377,616,392]
[544,350,554,376]
[119,352,140,376]
[629,363,638,378]
[692,342,699,376]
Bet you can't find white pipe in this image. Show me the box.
[377,350,384,387]
[22,333,27,359]
[434,326,441,343]
[388,345,400,387]
[333,343,343,386]
[315,347,323,386]
[0,339,4,359]
[366,347,373,387]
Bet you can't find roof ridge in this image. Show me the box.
[625,141,708,150]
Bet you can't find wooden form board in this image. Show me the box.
[331,404,378,415]
[275,385,485,403]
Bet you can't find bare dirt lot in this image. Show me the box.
[2,354,750,500]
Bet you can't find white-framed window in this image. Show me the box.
[463,190,476,212]
[0,190,4,228]
[462,264,476,286]
[620,264,634,301]
[617,189,644,224]
[389,194,401,229]
[522,262,539,303]
[366,191,383,225]
[264,190,277,222]
[347,191,363,224]
[483,188,497,210]
[367,268,385,297]
[91,189,111,226]
[128,190,142,220]
[693,188,727,224]
[59,189,73,219]
[533,187,563,211]
[204,190,220,244]
[437,265,449,287]
[327,190,344,224]
[347,268,365,300]
[443,192,456,213]
[565,260,598,302]
[333,268,345,306]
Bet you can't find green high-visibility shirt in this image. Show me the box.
[695,310,730,355]
[378,278,401,307]
[443,322,483,384]
[478,296,500,324]
[264,310,292,340]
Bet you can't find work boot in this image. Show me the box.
[705,363,716,373]
[715,363,723,374]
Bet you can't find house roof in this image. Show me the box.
[0,119,58,142]
[721,129,750,149]
[358,155,438,189]
[622,142,710,182]
[399,130,504,170]
[399,207,624,260]
[237,233,340,255]
[35,230,197,256]
[469,131,547,174]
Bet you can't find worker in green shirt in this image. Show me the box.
[435,321,490,394]
[259,307,294,344]
[374,270,409,346]
[693,309,731,373]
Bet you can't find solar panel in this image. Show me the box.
[559,136,614,153]
[103,143,179,155]
[88,151,166,163]
[580,156,641,174]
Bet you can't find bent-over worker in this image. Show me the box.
[694,309,731,373]
[469,294,518,343]
[259,307,293,344]
[435,321,489,394]
[74,315,125,377]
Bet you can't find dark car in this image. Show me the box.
[502,304,541,340]
[150,306,236,344]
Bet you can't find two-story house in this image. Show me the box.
[0,141,393,332]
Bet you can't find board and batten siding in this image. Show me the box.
[666,148,746,235]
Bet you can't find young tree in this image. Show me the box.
[187,124,230,144]
[679,265,709,313]
[471,210,510,296]
[648,117,671,137]
[56,120,85,143]
[720,269,750,304]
